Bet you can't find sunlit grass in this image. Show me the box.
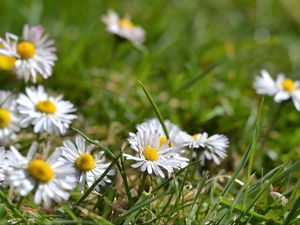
[0,0,299,224]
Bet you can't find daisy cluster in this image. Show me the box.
[0,136,114,209]
[125,118,229,177]
[0,24,77,144]
[0,24,114,209]
[2,9,294,213]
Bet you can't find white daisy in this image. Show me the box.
[254,69,300,111]
[0,90,20,145]
[129,118,189,148]
[0,24,57,82]
[0,147,6,185]
[58,135,114,192]
[274,74,300,110]
[125,130,188,178]
[102,10,145,43]
[6,143,77,209]
[17,85,77,135]
[187,132,229,165]
[253,70,278,96]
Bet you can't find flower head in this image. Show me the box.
[125,129,188,178]
[102,10,145,43]
[254,70,300,111]
[6,142,77,209]
[17,85,77,135]
[185,132,229,165]
[130,118,189,148]
[0,91,20,145]
[0,24,57,82]
[59,136,114,192]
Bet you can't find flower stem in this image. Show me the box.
[138,173,148,196]
[261,101,285,147]
[16,196,24,210]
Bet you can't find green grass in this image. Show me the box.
[0,0,300,224]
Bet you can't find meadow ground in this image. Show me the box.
[0,0,299,224]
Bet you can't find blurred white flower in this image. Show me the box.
[125,129,188,178]
[0,147,6,185]
[0,90,20,144]
[270,191,288,206]
[102,10,145,43]
[254,69,300,111]
[6,143,77,209]
[185,132,229,165]
[17,85,77,135]
[0,24,57,82]
[59,136,114,192]
[254,70,278,96]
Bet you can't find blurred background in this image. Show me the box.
[0,0,300,176]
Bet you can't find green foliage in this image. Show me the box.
[0,0,299,224]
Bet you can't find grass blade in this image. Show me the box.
[221,98,264,197]
[283,197,300,225]
[0,190,26,221]
[176,61,222,92]
[138,80,170,139]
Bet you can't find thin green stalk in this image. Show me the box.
[61,203,80,224]
[16,196,24,210]
[261,101,285,148]
[283,197,300,225]
[175,61,223,92]
[138,173,148,196]
[114,161,201,224]
[138,80,170,139]
[186,175,208,224]
[160,191,175,215]
[119,155,134,206]
[221,98,264,197]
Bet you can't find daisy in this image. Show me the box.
[125,129,188,178]
[17,85,77,135]
[6,143,77,209]
[129,118,189,148]
[254,69,300,111]
[0,24,57,83]
[102,10,145,43]
[58,135,114,192]
[0,90,20,145]
[186,132,229,165]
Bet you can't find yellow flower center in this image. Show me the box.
[282,79,296,92]
[119,18,135,30]
[17,41,35,59]
[0,109,11,128]
[143,146,159,161]
[0,55,16,71]
[159,136,167,147]
[36,100,56,114]
[193,134,198,140]
[76,153,95,171]
[27,160,54,182]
